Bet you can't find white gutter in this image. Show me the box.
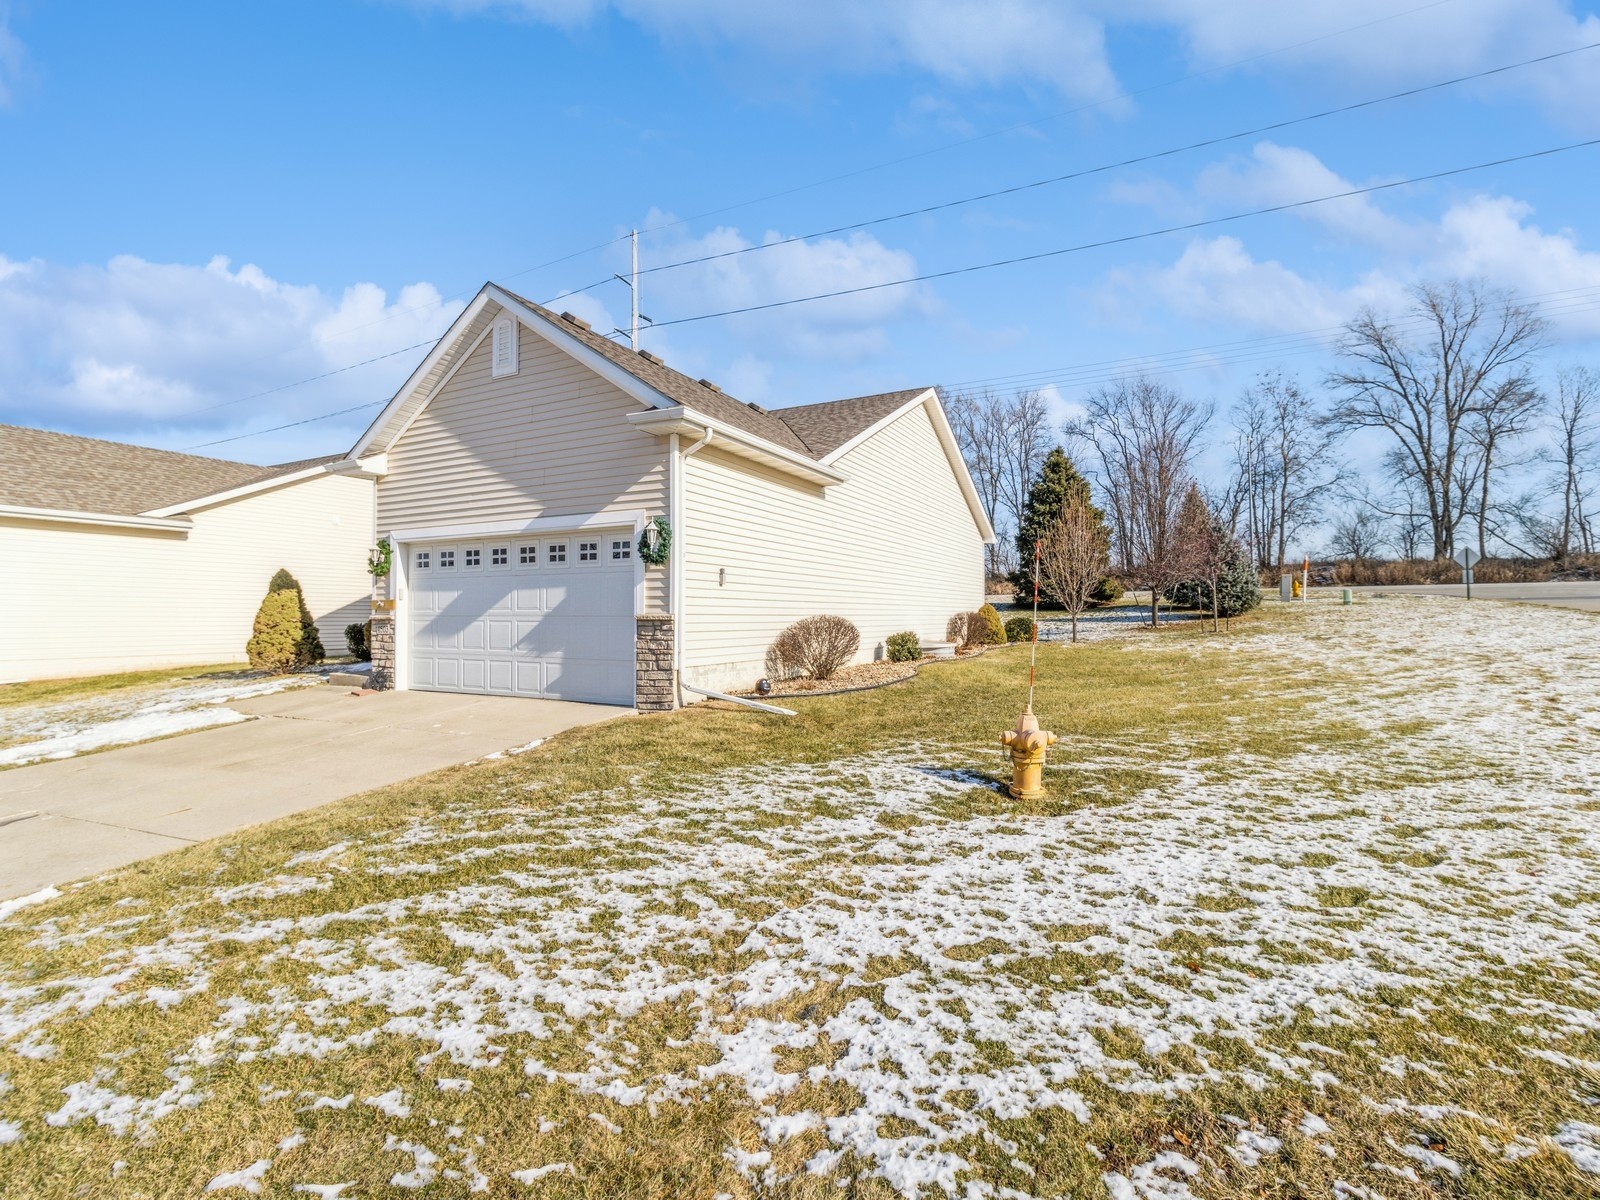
[670,427,713,707]
[681,683,796,716]
[0,504,192,532]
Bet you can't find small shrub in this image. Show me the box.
[974,603,1006,646]
[1004,615,1036,643]
[1087,576,1124,607]
[248,590,313,673]
[886,631,921,662]
[765,615,861,681]
[266,568,324,664]
[345,621,371,660]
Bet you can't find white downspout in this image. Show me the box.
[671,426,713,707]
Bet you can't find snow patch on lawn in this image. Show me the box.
[1,598,1598,1196]
[0,674,323,766]
[0,887,60,922]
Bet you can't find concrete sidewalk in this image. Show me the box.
[0,688,631,900]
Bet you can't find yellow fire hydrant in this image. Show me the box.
[1000,705,1058,801]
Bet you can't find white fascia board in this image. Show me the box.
[0,504,193,532]
[350,286,496,459]
[385,510,649,545]
[628,407,847,487]
[484,285,679,413]
[140,463,338,518]
[327,453,388,477]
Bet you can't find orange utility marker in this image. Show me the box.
[1000,539,1057,800]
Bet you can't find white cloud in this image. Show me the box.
[405,0,1118,97]
[1111,171,1600,344]
[1197,142,1415,250]
[1134,0,1600,125]
[0,254,463,461]
[638,211,937,363]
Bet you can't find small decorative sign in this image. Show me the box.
[371,598,397,613]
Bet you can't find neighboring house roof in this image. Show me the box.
[0,424,342,517]
[777,388,932,459]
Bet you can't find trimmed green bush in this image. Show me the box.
[974,603,1006,646]
[247,590,312,674]
[345,621,371,661]
[1087,576,1125,607]
[267,568,325,664]
[886,631,921,662]
[1004,615,1036,643]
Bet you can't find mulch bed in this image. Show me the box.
[732,645,1005,700]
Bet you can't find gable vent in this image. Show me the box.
[490,316,518,377]
[638,350,661,364]
[559,311,592,331]
[698,378,721,392]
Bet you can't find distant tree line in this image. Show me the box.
[945,277,1600,591]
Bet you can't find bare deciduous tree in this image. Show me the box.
[1231,370,1341,574]
[944,387,1051,579]
[1466,376,1543,560]
[1324,280,1546,560]
[1176,484,1228,632]
[1067,377,1211,626]
[1550,366,1599,560]
[1036,494,1110,643]
[1329,508,1387,567]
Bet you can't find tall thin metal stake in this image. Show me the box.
[1028,538,1040,711]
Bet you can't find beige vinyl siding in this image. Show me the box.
[0,472,374,682]
[376,316,669,610]
[681,399,986,691]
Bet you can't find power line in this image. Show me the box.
[166,0,1476,412]
[184,400,389,451]
[645,137,1600,329]
[626,40,1600,283]
[625,0,1465,240]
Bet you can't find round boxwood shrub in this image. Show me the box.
[1004,615,1036,643]
[766,615,861,681]
[885,631,921,662]
[345,620,371,660]
[974,603,1006,646]
[1087,576,1125,607]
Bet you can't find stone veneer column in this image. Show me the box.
[634,614,676,711]
[369,614,396,690]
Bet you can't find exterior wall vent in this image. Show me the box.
[490,315,518,377]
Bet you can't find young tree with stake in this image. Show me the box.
[1036,492,1111,643]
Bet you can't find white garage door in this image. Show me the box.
[407,530,637,705]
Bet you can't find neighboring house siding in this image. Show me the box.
[375,320,669,610]
[681,399,985,691]
[0,473,373,682]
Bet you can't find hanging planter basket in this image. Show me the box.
[637,517,672,566]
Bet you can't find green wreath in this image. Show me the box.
[367,538,393,578]
[637,517,672,565]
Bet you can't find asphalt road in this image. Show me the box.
[1315,580,1600,612]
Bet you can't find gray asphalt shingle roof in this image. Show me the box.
[0,424,340,516]
[497,287,930,462]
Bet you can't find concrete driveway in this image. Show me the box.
[0,688,631,900]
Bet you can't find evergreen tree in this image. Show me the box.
[261,568,325,665]
[1009,448,1113,606]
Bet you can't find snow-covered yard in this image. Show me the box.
[0,670,340,768]
[0,598,1597,1198]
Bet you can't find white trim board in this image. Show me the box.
[139,463,339,518]
[0,505,193,533]
[384,510,648,545]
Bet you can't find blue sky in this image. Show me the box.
[3,0,1599,505]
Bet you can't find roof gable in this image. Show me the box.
[0,424,339,517]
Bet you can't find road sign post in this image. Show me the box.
[1452,548,1482,599]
